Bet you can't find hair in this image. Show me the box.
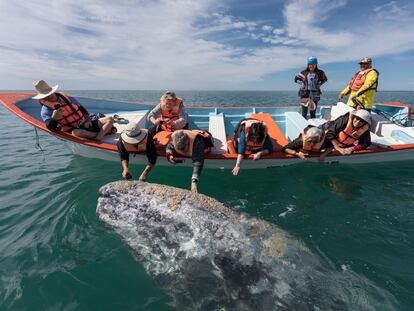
[172,130,188,150]
[305,64,318,72]
[248,122,265,143]
[161,91,177,103]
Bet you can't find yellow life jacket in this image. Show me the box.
[337,114,369,147]
[40,93,87,132]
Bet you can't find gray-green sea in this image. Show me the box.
[1,91,413,310]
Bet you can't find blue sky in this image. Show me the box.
[0,0,413,90]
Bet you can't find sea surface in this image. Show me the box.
[1,91,414,310]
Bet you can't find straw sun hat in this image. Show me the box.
[121,122,147,144]
[32,80,59,99]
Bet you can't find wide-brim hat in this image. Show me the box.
[32,80,59,99]
[121,122,148,144]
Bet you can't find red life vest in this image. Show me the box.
[301,131,326,152]
[172,130,212,157]
[122,135,148,153]
[160,97,182,131]
[348,68,377,91]
[40,93,87,132]
[238,119,268,154]
[337,113,369,147]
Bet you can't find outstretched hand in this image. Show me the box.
[296,151,308,160]
[232,166,241,176]
[122,170,132,180]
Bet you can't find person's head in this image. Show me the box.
[161,91,177,110]
[307,56,318,71]
[247,122,265,144]
[303,126,323,144]
[32,80,59,101]
[172,130,189,151]
[358,57,372,70]
[352,109,371,128]
[121,122,147,145]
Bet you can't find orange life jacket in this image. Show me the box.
[337,113,369,147]
[172,130,212,157]
[122,135,148,153]
[301,131,326,152]
[40,93,87,132]
[238,119,268,154]
[348,68,378,91]
[160,97,182,131]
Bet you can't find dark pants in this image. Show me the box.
[301,102,318,119]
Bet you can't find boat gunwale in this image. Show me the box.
[1,93,414,161]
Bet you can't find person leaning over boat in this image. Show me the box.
[325,109,371,155]
[33,80,114,140]
[232,118,273,176]
[117,122,157,181]
[338,57,379,111]
[282,126,333,162]
[166,129,214,193]
[147,91,188,132]
[294,56,328,119]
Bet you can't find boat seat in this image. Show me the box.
[251,113,288,151]
[285,112,308,141]
[208,113,227,154]
[101,110,149,145]
[330,102,354,120]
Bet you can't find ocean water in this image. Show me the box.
[0,90,414,310]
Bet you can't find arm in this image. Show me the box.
[190,137,206,192]
[172,103,188,130]
[147,104,162,125]
[117,139,132,179]
[253,135,272,160]
[41,105,59,131]
[318,70,328,86]
[339,85,351,99]
[140,138,157,181]
[232,131,246,175]
[353,130,371,150]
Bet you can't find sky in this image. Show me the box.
[0,0,413,91]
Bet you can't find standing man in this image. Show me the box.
[33,80,114,140]
[338,57,379,111]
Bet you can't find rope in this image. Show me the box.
[34,127,44,152]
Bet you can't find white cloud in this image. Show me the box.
[0,0,413,90]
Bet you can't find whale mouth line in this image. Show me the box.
[97,181,399,311]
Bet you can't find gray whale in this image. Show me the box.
[97,181,397,311]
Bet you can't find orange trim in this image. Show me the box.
[226,135,237,155]
[1,93,414,161]
[250,113,288,151]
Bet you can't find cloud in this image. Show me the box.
[0,0,413,90]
